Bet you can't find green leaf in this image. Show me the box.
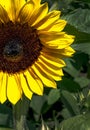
[0,114,10,127]
[47,89,60,105]
[41,0,53,7]
[27,121,36,130]
[74,77,90,88]
[85,95,90,108]
[58,78,81,92]
[63,58,80,77]
[61,90,80,115]
[30,95,47,114]
[82,0,90,3]
[59,113,90,130]
[64,24,90,44]
[61,108,73,119]
[0,104,12,128]
[72,43,90,55]
[63,8,90,34]
[49,1,59,11]
[64,53,89,77]
[59,115,85,130]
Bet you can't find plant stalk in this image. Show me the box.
[13,96,30,130]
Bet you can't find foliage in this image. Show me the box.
[1,0,90,130]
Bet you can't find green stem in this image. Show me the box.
[13,96,30,130]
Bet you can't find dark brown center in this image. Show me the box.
[0,21,42,74]
[3,38,23,62]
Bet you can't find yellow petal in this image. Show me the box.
[19,0,42,23]
[0,71,3,83]
[14,0,26,20]
[32,64,56,88]
[20,73,33,100]
[37,58,64,76]
[0,73,7,103]
[34,10,61,30]
[14,74,22,95]
[59,46,75,57]
[38,55,64,72]
[38,19,67,32]
[0,0,25,21]
[39,32,74,49]
[24,70,43,95]
[35,62,62,81]
[30,69,44,92]
[42,47,63,58]
[0,5,9,23]
[19,0,36,23]
[7,75,21,104]
[40,53,66,68]
[42,46,75,58]
[27,0,41,5]
[0,0,15,21]
[30,3,48,26]
[39,31,65,41]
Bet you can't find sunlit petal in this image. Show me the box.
[7,75,22,104]
[0,73,7,103]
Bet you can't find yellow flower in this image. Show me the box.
[0,0,75,104]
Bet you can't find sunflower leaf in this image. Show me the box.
[62,8,90,34]
[64,53,89,77]
[59,113,90,130]
[61,90,80,115]
[30,95,47,114]
[58,78,81,92]
[72,43,90,55]
[0,104,12,128]
[74,77,90,88]
[47,89,60,105]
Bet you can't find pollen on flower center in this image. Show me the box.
[0,21,42,74]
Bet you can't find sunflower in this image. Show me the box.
[0,0,75,104]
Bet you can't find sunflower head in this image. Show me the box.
[0,0,75,104]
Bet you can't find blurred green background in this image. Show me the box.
[1,0,90,130]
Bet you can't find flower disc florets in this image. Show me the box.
[0,21,42,73]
